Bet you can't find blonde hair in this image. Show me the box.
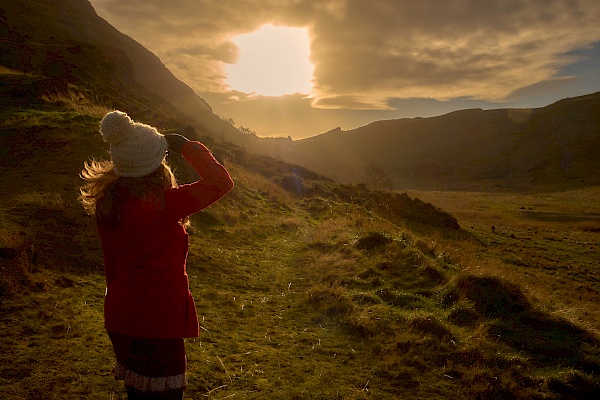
[79,158,188,228]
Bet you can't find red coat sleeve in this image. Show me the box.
[165,141,234,221]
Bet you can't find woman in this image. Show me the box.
[80,110,234,399]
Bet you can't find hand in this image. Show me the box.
[164,133,189,153]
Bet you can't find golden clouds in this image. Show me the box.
[307,0,600,108]
[91,0,600,111]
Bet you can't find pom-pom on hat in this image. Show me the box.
[100,110,168,177]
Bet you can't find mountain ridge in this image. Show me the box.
[3,0,598,192]
[246,92,600,191]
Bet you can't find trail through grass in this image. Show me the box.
[2,107,599,399]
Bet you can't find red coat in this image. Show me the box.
[98,141,234,339]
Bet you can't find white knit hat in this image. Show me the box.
[99,110,168,177]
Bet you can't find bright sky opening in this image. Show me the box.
[91,0,600,138]
[226,24,313,97]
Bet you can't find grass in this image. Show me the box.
[406,189,600,337]
[1,103,599,398]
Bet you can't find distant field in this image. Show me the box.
[406,187,600,336]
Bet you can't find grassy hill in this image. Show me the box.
[0,0,245,140]
[1,1,600,398]
[247,92,600,191]
[1,94,599,399]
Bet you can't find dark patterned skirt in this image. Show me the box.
[108,332,187,393]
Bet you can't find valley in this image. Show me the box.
[1,1,599,398]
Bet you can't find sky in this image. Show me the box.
[90,0,600,139]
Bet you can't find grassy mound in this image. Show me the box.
[1,89,599,398]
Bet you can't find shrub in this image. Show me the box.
[0,235,39,296]
[279,174,305,195]
[408,315,455,341]
[442,275,531,317]
[306,286,356,321]
[448,306,479,327]
[355,232,392,250]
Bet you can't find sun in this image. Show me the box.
[226,24,314,97]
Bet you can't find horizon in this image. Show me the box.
[91,0,600,139]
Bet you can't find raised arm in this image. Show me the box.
[165,135,234,220]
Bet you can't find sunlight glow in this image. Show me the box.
[226,24,313,97]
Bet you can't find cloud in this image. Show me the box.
[91,0,600,110]
[307,0,600,108]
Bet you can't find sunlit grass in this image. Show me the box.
[1,104,599,398]
[407,188,600,337]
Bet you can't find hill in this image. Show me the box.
[4,1,597,193]
[0,0,249,141]
[1,1,599,399]
[2,99,598,398]
[247,92,600,191]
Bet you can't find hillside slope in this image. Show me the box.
[248,92,600,191]
[2,99,599,399]
[0,0,245,140]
